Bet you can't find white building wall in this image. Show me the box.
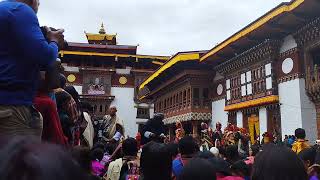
[212,99,228,130]
[74,85,83,95]
[279,79,317,142]
[111,87,137,138]
[259,108,268,140]
[150,106,155,118]
[280,35,298,53]
[237,111,243,128]
[299,80,317,143]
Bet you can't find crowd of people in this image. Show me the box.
[1,124,320,180]
[1,0,320,180]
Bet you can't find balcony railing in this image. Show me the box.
[306,65,320,101]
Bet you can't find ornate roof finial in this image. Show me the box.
[99,22,106,34]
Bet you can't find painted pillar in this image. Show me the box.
[237,111,243,128]
[192,121,198,138]
[168,126,173,142]
[259,107,268,141]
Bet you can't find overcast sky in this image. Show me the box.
[36,0,290,56]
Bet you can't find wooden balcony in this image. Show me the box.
[306,65,320,102]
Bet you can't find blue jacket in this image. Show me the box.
[0,0,58,106]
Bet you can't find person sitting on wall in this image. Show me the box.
[141,113,166,145]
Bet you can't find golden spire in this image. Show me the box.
[99,22,106,34]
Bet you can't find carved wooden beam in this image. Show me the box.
[291,12,308,23]
[246,35,262,43]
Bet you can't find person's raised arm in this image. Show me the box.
[9,4,63,67]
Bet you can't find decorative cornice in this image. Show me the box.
[279,47,298,58]
[212,96,225,102]
[293,16,320,48]
[215,39,282,75]
[66,83,82,86]
[163,112,212,125]
[277,73,303,84]
[224,95,279,111]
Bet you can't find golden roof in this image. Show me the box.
[85,33,116,41]
[139,52,201,91]
[85,23,117,41]
[200,0,304,61]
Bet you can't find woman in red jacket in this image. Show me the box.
[33,69,68,146]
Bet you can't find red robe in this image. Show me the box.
[34,93,68,146]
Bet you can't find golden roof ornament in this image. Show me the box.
[99,23,106,34]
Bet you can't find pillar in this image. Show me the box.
[259,107,268,141]
[316,102,320,139]
[236,111,243,128]
[192,121,198,138]
[169,125,176,142]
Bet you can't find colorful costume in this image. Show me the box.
[212,122,223,147]
[292,139,310,154]
[175,121,185,143]
[200,123,213,151]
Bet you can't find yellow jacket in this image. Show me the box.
[292,139,310,154]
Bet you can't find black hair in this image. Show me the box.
[177,158,217,180]
[195,151,215,159]
[167,143,179,159]
[207,157,231,176]
[295,128,306,139]
[225,145,240,164]
[230,160,250,177]
[71,146,91,173]
[195,151,231,176]
[252,145,307,180]
[178,136,199,155]
[251,144,260,156]
[92,142,106,151]
[80,102,93,113]
[90,148,104,161]
[105,143,115,155]
[298,147,316,166]
[140,142,172,180]
[59,74,67,89]
[116,124,124,135]
[64,86,80,104]
[218,146,226,158]
[122,138,138,157]
[0,136,87,180]
[55,90,72,110]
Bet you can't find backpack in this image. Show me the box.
[105,158,123,180]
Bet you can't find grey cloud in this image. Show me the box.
[37,0,290,56]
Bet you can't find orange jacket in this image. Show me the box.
[292,139,310,154]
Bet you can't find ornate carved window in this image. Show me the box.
[251,65,269,94]
[137,108,150,119]
[265,63,272,90]
[227,76,242,100]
